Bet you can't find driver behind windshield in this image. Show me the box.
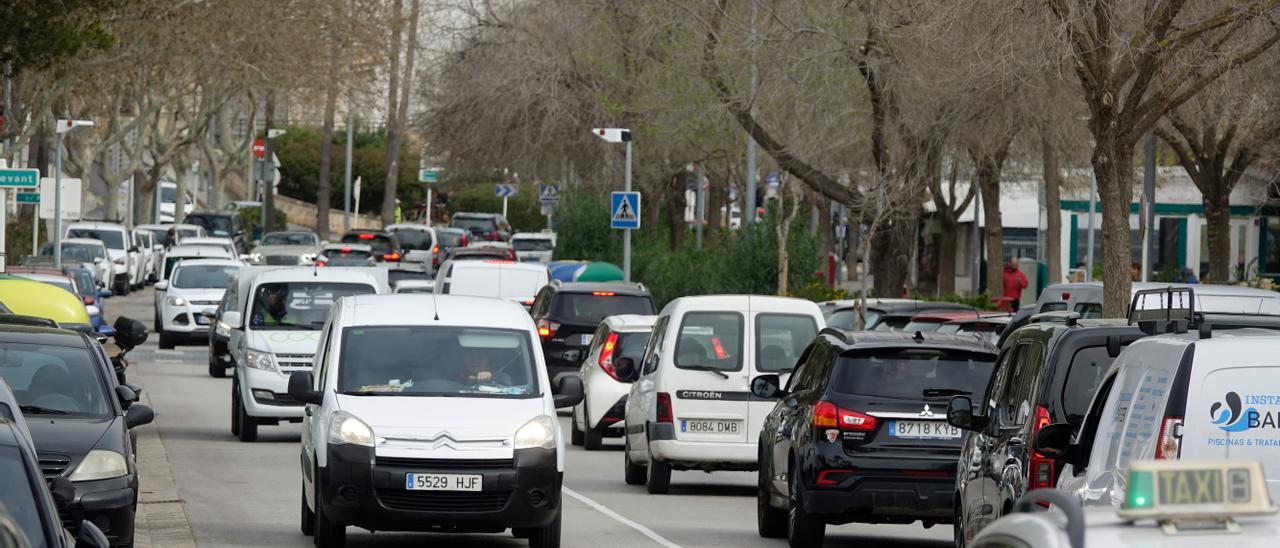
[251,286,296,327]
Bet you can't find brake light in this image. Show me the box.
[815,469,854,486]
[812,401,876,431]
[316,261,327,268]
[357,233,375,240]
[484,260,515,264]
[536,319,559,339]
[656,392,673,423]
[461,234,469,247]
[340,247,352,253]
[486,232,501,241]
[1061,292,1070,300]
[432,245,439,255]
[591,292,615,296]
[598,333,621,381]
[521,299,534,306]
[710,337,728,359]
[1155,416,1184,459]
[1028,405,1056,491]
[383,252,401,261]
[83,296,94,305]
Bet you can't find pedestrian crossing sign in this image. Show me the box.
[610,191,641,229]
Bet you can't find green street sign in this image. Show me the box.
[0,169,39,189]
[418,168,441,183]
[15,192,38,204]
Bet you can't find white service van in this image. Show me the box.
[287,294,583,548]
[225,267,386,442]
[623,295,823,493]
[434,260,549,309]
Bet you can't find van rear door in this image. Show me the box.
[747,308,819,441]
[669,301,751,444]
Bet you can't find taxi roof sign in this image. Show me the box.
[1119,459,1276,532]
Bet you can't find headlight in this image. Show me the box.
[86,305,101,316]
[215,321,231,337]
[113,257,126,265]
[245,348,277,372]
[328,412,374,447]
[248,253,263,264]
[165,296,187,306]
[513,415,556,450]
[69,450,128,482]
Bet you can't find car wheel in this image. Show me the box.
[757,453,787,538]
[158,331,176,350]
[645,450,671,494]
[231,384,241,436]
[953,503,965,548]
[313,496,345,548]
[301,486,316,536]
[235,387,258,442]
[527,506,561,548]
[787,472,825,548]
[209,354,226,378]
[570,407,584,447]
[583,403,603,451]
[623,438,645,485]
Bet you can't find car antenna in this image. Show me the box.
[430,290,441,321]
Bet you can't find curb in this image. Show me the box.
[134,393,197,548]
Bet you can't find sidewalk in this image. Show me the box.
[133,393,197,548]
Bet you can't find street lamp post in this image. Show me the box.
[591,128,633,282]
[54,119,94,269]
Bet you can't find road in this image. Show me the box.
[113,287,950,548]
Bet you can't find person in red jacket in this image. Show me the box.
[1002,257,1029,310]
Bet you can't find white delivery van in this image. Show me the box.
[623,295,823,493]
[226,266,387,442]
[435,260,549,309]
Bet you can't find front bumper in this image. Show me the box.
[160,302,218,334]
[318,445,562,533]
[60,475,136,546]
[239,366,305,419]
[799,452,957,524]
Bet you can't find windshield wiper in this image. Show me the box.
[922,388,971,398]
[20,404,72,415]
[681,365,730,379]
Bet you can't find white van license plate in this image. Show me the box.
[890,420,960,439]
[405,473,483,491]
[681,419,741,434]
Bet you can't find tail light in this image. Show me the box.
[656,392,674,423]
[339,247,352,253]
[83,296,95,305]
[1028,405,1056,491]
[316,261,327,268]
[591,292,616,296]
[536,319,559,339]
[812,401,877,431]
[461,234,469,247]
[357,233,375,240]
[486,232,501,241]
[1155,416,1184,459]
[383,252,401,262]
[432,245,439,255]
[598,333,621,381]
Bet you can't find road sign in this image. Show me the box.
[252,139,266,159]
[15,192,38,204]
[766,170,780,189]
[539,183,561,204]
[419,168,441,183]
[495,184,518,198]
[0,168,39,189]
[610,192,641,229]
[39,178,81,220]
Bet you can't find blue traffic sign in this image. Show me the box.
[610,192,641,230]
[495,184,518,198]
[539,183,561,204]
[0,168,39,189]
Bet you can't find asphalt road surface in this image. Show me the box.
[115,286,950,547]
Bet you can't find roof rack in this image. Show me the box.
[1029,311,1081,326]
[1127,286,1198,336]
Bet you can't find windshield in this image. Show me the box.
[262,232,318,246]
[832,349,995,400]
[340,234,393,254]
[39,279,75,295]
[826,308,882,331]
[452,217,496,234]
[551,293,654,325]
[513,238,554,252]
[72,271,95,296]
[173,264,238,289]
[160,186,176,202]
[338,326,539,398]
[902,320,946,332]
[0,342,112,417]
[187,215,235,237]
[250,282,375,329]
[67,228,124,250]
[674,312,744,372]
[389,228,433,251]
[438,231,465,248]
[0,446,48,548]
[63,243,104,261]
[1060,346,1115,427]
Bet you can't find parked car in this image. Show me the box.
[511,232,556,265]
[340,229,402,263]
[316,244,376,267]
[623,295,824,494]
[530,281,656,383]
[385,224,437,271]
[130,229,157,284]
[153,259,241,349]
[753,330,997,546]
[0,278,94,334]
[434,260,549,308]
[39,239,112,290]
[0,415,113,548]
[65,222,140,295]
[247,230,322,266]
[287,294,583,548]
[184,211,248,254]
[207,288,236,378]
[7,269,111,336]
[571,314,655,450]
[450,212,511,242]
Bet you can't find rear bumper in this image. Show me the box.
[800,453,957,524]
[650,436,757,471]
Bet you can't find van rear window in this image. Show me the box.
[832,349,996,400]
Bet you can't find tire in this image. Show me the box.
[582,403,603,451]
[158,331,176,350]
[231,385,241,436]
[953,502,965,548]
[787,473,825,548]
[313,497,345,548]
[570,407,584,446]
[209,355,226,378]
[757,457,787,538]
[527,506,561,548]
[301,486,316,536]
[645,450,671,495]
[234,386,258,442]
[623,438,645,486]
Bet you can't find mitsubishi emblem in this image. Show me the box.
[919,404,934,418]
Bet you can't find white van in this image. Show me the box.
[287,294,583,548]
[623,295,823,493]
[225,267,387,442]
[65,221,141,295]
[435,260,549,308]
[511,232,555,265]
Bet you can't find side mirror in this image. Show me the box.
[221,311,242,328]
[94,257,105,264]
[947,396,989,431]
[154,280,169,291]
[552,374,584,408]
[288,372,323,405]
[115,385,139,407]
[614,357,639,383]
[113,317,148,349]
[1032,422,1077,462]
[75,520,111,548]
[49,476,75,508]
[750,374,784,399]
[98,288,112,298]
[125,404,154,428]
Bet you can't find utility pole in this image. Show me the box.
[53,119,94,269]
[971,190,981,295]
[1142,132,1156,282]
[744,0,759,225]
[1086,169,1097,281]
[694,166,704,251]
[343,98,354,234]
[624,138,632,281]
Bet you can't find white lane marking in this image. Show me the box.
[153,359,186,364]
[562,486,683,548]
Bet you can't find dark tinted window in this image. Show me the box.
[873,316,911,331]
[614,331,652,363]
[161,186,176,202]
[0,342,111,417]
[0,445,48,548]
[438,231,465,248]
[142,228,172,247]
[757,314,818,372]
[998,343,1044,427]
[1060,346,1113,426]
[320,249,373,265]
[187,215,235,237]
[674,312,744,372]
[1075,303,1103,319]
[513,239,554,252]
[452,216,497,233]
[551,293,654,325]
[1039,302,1068,312]
[341,233,394,254]
[338,326,539,398]
[67,228,124,249]
[831,348,996,400]
[389,228,433,250]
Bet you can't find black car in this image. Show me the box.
[0,323,153,547]
[450,212,511,242]
[827,301,976,331]
[339,230,403,263]
[945,314,1144,547]
[751,330,997,547]
[184,211,248,254]
[529,281,655,382]
[207,287,238,378]
[0,418,112,548]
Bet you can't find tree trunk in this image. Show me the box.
[976,157,1003,298]
[666,173,686,250]
[316,76,339,238]
[380,0,405,225]
[263,93,276,232]
[1041,131,1063,285]
[871,207,919,297]
[1096,143,1135,318]
[174,151,192,225]
[705,175,723,245]
[937,215,959,295]
[1202,186,1232,282]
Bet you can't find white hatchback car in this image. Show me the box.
[571,314,655,450]
[287,294,584,548]
[154,259,241,349]
[623,295,824,493]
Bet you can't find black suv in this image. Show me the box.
[450,212,512,242]
[340,229,403,263]
[529,281,655,382]
[184,211,248,254]
[751,330,997,547]
[945,314,1144,547]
